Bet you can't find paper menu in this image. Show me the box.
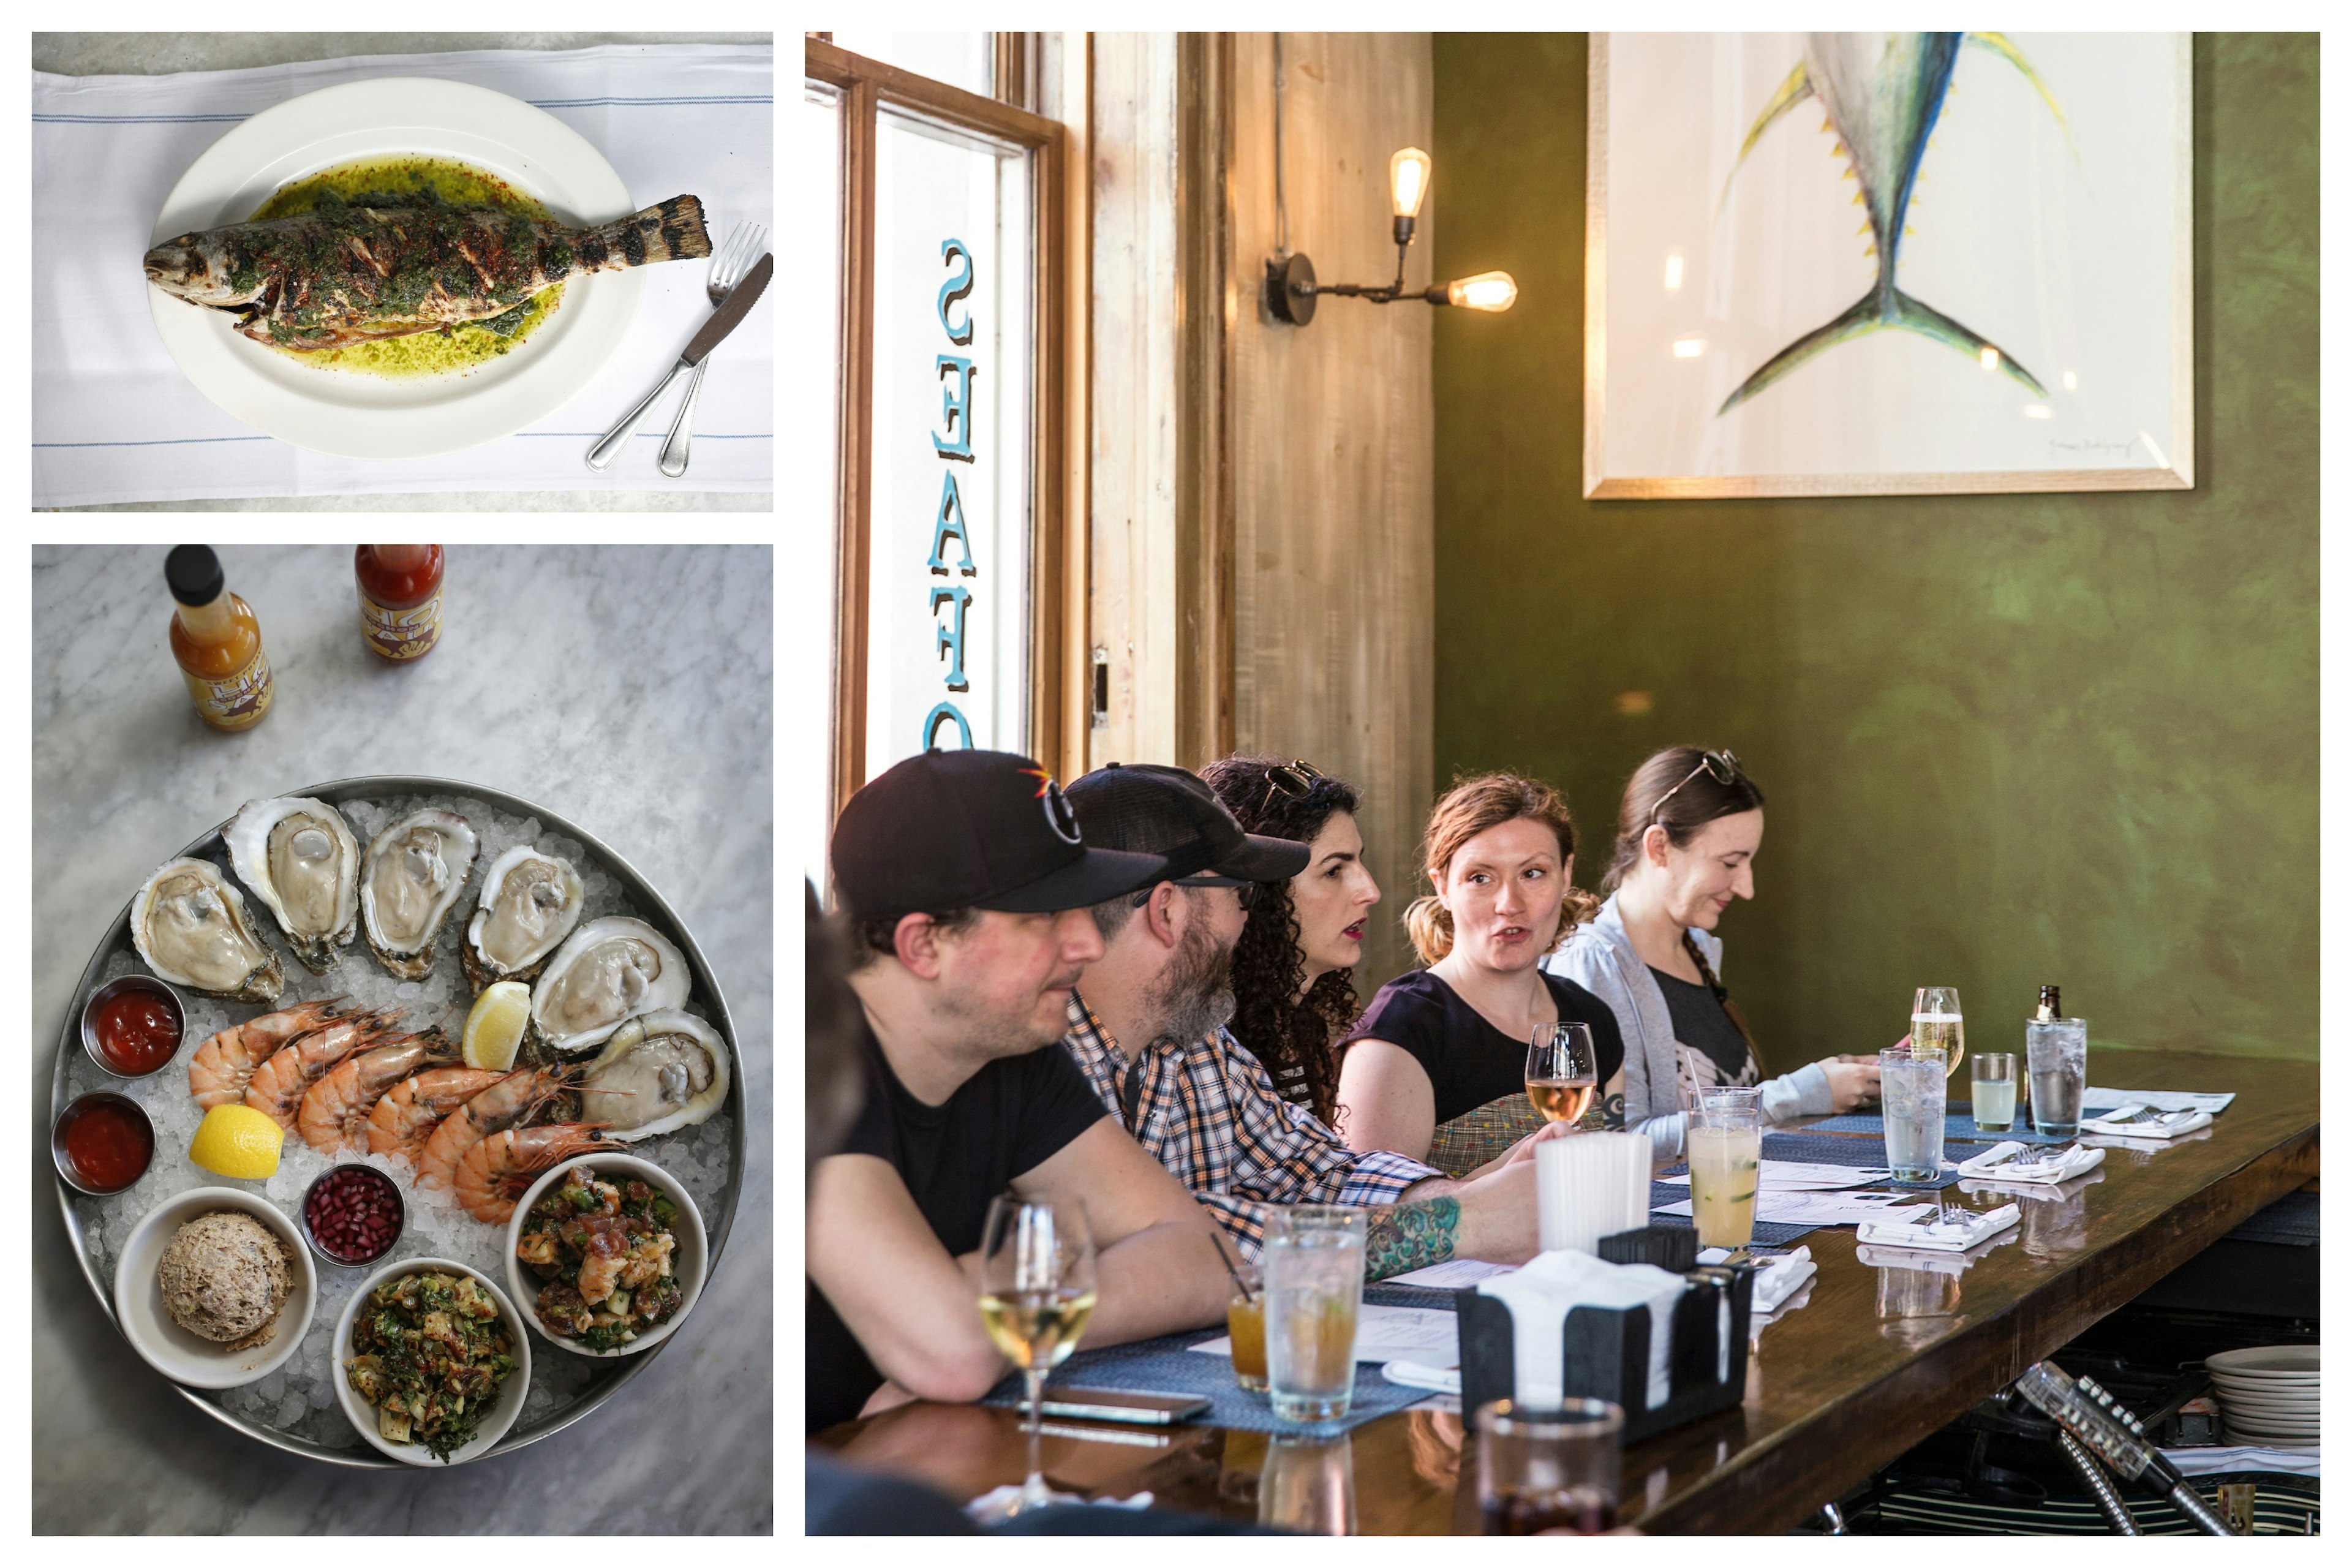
[1656,1159,1880,1192]
[2080,1087,2234,1114]
[1187,1304,1463,1367]
[1653,1188,1926,1226]
[1384,1258,1515,1290]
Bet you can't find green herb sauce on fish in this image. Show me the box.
[144,154,710,379]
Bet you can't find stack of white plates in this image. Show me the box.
[2205,1344,2320,1450]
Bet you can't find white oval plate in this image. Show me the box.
[147,77,644,461]
[113,1187,316,1390]
[334,1256,532,1465]
[505,1152,708,1359]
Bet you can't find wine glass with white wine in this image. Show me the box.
[975,1193,1099,1520]
[1526,1022,1600,1127]
[1910,986,1966,1080]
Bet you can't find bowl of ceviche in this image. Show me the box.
[333,1257,531,1465]
[505,1152,707,1359]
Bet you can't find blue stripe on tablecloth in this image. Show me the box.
[34,97,772,123]
[37,433,772,448]
[982,1327,1432,1436]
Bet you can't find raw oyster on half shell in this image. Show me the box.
[360,808,478,980]
[133,857,284,1002]
[529,916,692,1055]
[224,796,361,973]
[463,845,584,990]
[576,1009,730,1140]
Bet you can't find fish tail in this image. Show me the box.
[576,195,712,271]
[1718,286,2047,415]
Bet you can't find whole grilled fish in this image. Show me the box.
[144,195,710,352]
[1715,33,2070,413]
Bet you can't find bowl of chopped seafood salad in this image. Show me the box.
[505,1153,707,1359]
[334,1258,530,1464]
[144,77,660,459]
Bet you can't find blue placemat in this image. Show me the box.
[1364,1280,1457,1310]
[982,1327,1433,1435]
[1801,1111,2074,1145]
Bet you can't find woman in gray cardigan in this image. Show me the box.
[1544,747,1879,1158]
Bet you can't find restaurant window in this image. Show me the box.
[807,36,1066,853]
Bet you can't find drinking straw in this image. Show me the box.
[1206,1226,1256,1301]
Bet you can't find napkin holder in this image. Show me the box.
[1453,1239,1753,1444]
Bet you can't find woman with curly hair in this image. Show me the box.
[1198,756,1381,1126]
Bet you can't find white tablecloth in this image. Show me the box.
[32,43,773,505]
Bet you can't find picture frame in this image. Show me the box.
[1583,32,2194,500]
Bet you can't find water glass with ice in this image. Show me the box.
[1263,1206,1365,1423]
[1880,1054,1947,1182]
[2026,1017,2089,1137]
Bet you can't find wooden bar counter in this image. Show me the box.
[811,1051,2318,1534]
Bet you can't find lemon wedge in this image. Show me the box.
[189,1103,284,1180]
[464,981,532,1071]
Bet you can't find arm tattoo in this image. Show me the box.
[1361,1197,1460,1281]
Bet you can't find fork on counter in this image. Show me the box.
[658,221,767,478]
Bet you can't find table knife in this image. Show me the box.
[586,253,774,472]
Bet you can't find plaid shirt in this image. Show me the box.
[1060,990,1439,1260]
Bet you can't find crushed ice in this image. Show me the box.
[66,793,739,1450]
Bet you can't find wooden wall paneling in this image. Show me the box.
[1037,32,1095,785]
[1175,32,1237,767]
[1227,31,1436,989]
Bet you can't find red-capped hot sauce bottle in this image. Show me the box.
[355,545,445,662]
[166,545,274,731]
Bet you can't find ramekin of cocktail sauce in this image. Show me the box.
[53,1093,156,1196]
[81,976,186,1080]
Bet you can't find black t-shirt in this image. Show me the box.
[1649,967,1758,1082]
[806,1019,1107,1434]
[1343,969,1627,1126]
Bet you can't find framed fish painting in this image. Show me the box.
[1584,32,2192,499]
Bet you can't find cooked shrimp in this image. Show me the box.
[297,1029,460,1153]
[241,1011,403,1129]
[368,1067,518,1161]
[454,1123,609,1225]
[575,1220,632,1303]
[186,998,355,1110]
[413,1068,570,1194]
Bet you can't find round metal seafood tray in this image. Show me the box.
[49,777,746,1468]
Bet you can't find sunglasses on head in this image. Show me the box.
[1648,750,1746,828]
[1133,876,1260,910]
[1258,759,1325,817]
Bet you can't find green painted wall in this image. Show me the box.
[1428,34,2316,1066]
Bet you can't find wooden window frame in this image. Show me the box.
[807,37,1070,823]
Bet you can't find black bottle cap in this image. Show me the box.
[165,545,224,607]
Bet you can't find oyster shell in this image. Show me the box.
[360,809,479,980]
[529,916,692,1055]
[133,857,284,1002]
[224,796,361,974]
[463,846,584,990]
[577,1009,730,1140]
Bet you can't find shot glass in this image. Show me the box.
[1970,1052,2019,1133]
[1475,1398,1624,1535]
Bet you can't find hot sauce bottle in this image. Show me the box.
[355,545,445,662]
[166,545,274,732]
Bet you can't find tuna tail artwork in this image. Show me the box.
[1715,32,2075,417]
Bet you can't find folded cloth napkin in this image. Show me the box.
[34,43,774,504]
[1855,1203,2021,1253]
[1381,1360,1462,1395]
[1477,1248,1684,1411]
[966,1484,1153,1518]
[2078,1107,2213,1139]
[1752,1248,1816,1314]
[1954,1143,2107,1184]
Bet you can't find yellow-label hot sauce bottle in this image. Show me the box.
[167,545,274,732]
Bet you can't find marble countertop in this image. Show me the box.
[31,32,774,514]
[31,544,772,1534]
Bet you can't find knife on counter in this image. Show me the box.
[586,252,774,472]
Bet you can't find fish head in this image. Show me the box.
[143,232,266,307]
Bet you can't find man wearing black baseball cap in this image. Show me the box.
[807,750,1234,1434]
[1058,763,1557,1281]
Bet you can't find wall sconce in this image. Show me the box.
[1265,147,1518,326]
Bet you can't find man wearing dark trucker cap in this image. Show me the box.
[1058,763,1559,1281]
[808,750,1234,1433]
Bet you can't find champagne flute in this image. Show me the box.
[1526,1023,1600,1127]
[1911,986,1966,1080]
[976,1194,1099,1518]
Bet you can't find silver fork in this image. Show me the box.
[658,221,766,478]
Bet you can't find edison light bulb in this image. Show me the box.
[1390,147,1433,219]
[1446,271,1518,312]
